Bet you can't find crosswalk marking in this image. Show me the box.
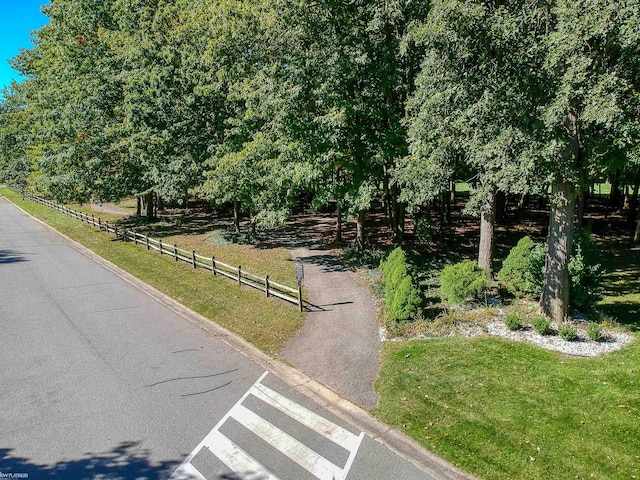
[251,382,361,451]
[170,371,364,480]
[207,429,279,480]
[231,403,343,479]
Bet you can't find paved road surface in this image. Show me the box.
[0,196,473,480]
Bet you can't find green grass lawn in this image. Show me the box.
[375,337,639,480]
[375,230,639,479]
[1,189,304,354]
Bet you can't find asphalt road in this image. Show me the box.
[0,197,472,480]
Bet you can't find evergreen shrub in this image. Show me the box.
[568,231,604,312]
[498,236,543,297]
[440,260,490,304]
[380,247,406,274]
[385,263,408,308]
[391,275,423,321]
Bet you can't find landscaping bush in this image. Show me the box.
[498,232,603,312]
[587,322,601,341]
[380,247,406,274]
[532,316,551,335]
[568,231,604,312]
[440,260,490,304]
[558,322,578,341]
[498,236,542,297]
[504,314,523,331]
[385,263,409,308]
[390,275,423,321]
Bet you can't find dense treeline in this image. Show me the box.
[1,0,638,321]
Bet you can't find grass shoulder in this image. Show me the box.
[1,189,304,355]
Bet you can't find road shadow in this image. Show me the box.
[0,442,180,480]
[0,249,27,264]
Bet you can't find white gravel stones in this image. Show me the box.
[486,320,634,357]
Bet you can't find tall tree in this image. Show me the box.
[398,0,545,272]
[539,0,640,320]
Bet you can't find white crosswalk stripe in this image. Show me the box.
[170,371,364,480]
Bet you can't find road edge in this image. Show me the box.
[3,194,477,480]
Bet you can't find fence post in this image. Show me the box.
[98,218,102,231]
[238,266,242,287]
[91,214,95,226]
[145,235,150,250]
[265,275,270,297]
[174,244,178,261]
[212,257,216,275]
[133,232,138,245]
[298,282,303,312]
[115,225,118,239]
[123,229,128,242]
[159,239,163,255]
[192,251,196,269]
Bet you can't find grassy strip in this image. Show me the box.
[159,234,295,286]
[1,189,304,355]
[374,337,639,480]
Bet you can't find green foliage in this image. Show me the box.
[504,314,523,331]
[390,275,422,322]
[531,316,551,335]
[587,322,601,341]
[380,247,406,274]
[385,263,408,308]
[499,233,603,312]
[568,230,604,312]
[558,322,578,341]
[498,236,541,297]
[439,260,490,304]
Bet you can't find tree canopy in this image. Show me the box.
[1,0,638,320]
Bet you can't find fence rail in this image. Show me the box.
[24,193,303,309]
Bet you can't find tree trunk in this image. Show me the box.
[478,189,497,273]
[495,191,506,225]
[610,169,622,211]
[383,166,392,227]
[336,202,342,243]
[145,190,154,220]
[634,210,640,243]
[576,188,586,232]
[630,171,640,218]
[540,181,576,321]
[233,200,241,234]
[356,209,366,249]
[395,203,406,244]
[136,196,141,217]
[444,189,451,221]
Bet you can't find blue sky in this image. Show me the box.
[0,0,49,92]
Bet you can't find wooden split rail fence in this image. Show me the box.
[24,194,303,310]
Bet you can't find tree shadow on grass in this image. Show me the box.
[0,442,180,480]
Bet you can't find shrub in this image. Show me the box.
[385,263,409,308]
[504,314,523,331]
[390,275,423,321]
[498,236,541,297]
[532,316,551,335]
[499,231,604,312]
[568,231,604,312]
[380,247,406,274]
[558,322,578,341]
[587,322,601,341]
[440,260,490,304]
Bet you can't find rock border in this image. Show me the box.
[486,320,634,357]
